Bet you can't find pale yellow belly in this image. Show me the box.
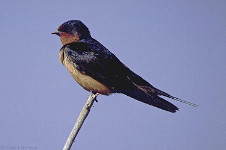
[62,56,111,95]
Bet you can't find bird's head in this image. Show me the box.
[52,20,91,45]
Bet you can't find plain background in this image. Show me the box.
[0,0,225,150]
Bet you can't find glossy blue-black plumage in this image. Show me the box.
[60,37,179,112]
[58,20,91,39]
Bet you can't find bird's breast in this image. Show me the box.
[59,50,111,95]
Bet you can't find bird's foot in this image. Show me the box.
[92,92,99,102]
[94,97,98,102]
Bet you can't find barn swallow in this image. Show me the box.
[52,20,196,113]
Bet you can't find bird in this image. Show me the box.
[52,20,196,113]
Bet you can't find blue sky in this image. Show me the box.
[0,0,225,150]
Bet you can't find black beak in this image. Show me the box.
[51,30,61,36]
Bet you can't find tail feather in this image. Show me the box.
[121,87,179,113]
[148,87,198,107]
[117,69,197,112]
